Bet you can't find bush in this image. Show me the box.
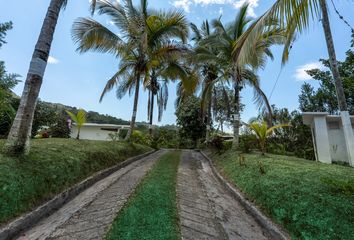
[49,116,71,138]
[239,134,257,153]
[208,135,226,152]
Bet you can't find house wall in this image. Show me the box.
[70,126,117,141]
[328,128,349,163]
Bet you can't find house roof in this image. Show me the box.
[73,123,130,128]
[302,112,354,125]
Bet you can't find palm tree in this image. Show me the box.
[66,109,87,139]
[4,0,98,155]
[72,0,189,140]
[197,4,285,148]
[246,120,290,155]
[190,20,220,142]
[236,1,348,113]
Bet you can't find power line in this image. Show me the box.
[268,66,283,101]
[330,0,354,31]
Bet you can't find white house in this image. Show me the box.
[70,123,130,141]
[302,112,354,166]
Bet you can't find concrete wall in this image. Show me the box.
[328,128,349,163]
[70,126,117,141]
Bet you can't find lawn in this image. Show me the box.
[0,138,151,225]
[211,150,354,240]
[106,151,181,240]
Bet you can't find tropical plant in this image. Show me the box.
[299,33,354,115]
[236,0,350,116]
[190,20,220,142]
[4,0,97,155]
[246,120,290,155]
[72,0,189,140]
[195,4,285,148]
[66,109,86,139]
[176,95,206,148]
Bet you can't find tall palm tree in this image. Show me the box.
[72,0,189,140]
[197,4,285,148]
[237,0,353,165]
[4,0,98,155]
[236,0,348,112]
[190,20,220,142]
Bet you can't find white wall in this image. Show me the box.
[328,128,349,163]
[70,126,116,141]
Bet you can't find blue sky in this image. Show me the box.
[0,0,353,130]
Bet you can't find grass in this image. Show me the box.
[211,150,354,240]
[0,138,151,225]
[106,151,181,240]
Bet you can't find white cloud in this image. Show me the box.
[171,0,259,17]
[218,7,224,15]
[172,0,192,12]
[48,56,59,64]
[294,62,323,81]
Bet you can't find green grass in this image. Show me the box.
[0,138,151,225]
[211,150,354,240]
[106,151,181,240]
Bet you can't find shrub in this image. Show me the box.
[239,134,257,153]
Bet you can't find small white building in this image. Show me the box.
[302,112,354,166]
[70,123,130,141]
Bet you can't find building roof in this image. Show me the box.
[73,123,130,128]
[302,112,354,125]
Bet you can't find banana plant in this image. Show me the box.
[66,109,86,140]
[246,121,290,155]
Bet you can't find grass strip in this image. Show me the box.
[106,151,181,240]
[212,150,354,240]
[0,138,151,225]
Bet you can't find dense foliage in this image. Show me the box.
[175,96,206,148]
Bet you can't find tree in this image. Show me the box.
[299,34,354,114]
[72,0,189,140]
[246,120,290,155]
[0,22,13,48]
[236,1,352,150]
[3,0,99,154]
[190,20,219,142]
[0,22,21,138]
[197,4,284,148]
[66,109,86,139]
[176,95,206,148]
[4,0,67,154]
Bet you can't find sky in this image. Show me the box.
[0,0,353,130]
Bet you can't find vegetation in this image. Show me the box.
[175,95,206,148]
[246,121,290,155]
[0,138,151,225]
[66,109,87,139]
[106,151,181,240]
[299,32,354,115]
[72,0,193,141]
[212,150,354,239]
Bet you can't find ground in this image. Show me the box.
[0,138,151,225]
[211,150,354,240]
[1,145,353,240]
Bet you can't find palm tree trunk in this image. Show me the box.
[206,98,212,142]
[232,72,241,149]
[125,74,140,140]
[4,0,64,155]
[319,0,347,111]
[149,91,154,136]
[319,0,354,167]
